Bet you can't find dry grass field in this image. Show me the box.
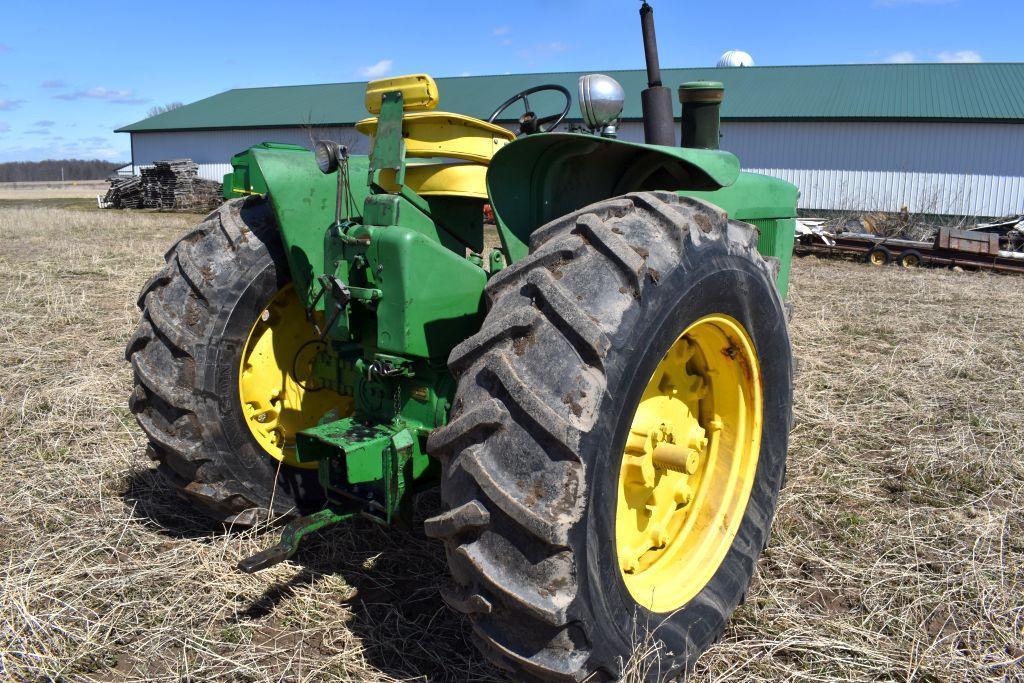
[1,203,1022,682]
[0,181,109,201]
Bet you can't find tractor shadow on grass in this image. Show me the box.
[276,490,504,682]
[121,471,501,682]
[121,465,229,540]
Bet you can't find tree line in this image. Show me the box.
[0,159,128,182]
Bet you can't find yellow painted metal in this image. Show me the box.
[365,74,440,114]
[900,252,921,268]
[616,314,763,613]
[355,112,516,165]
[238,284,354,469]
[375,162,489,199]
[869,250,887,266]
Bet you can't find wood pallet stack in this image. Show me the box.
[102,176,144,209]
[104,159,222,212]
[142,159,199,209]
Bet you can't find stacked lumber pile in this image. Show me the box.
[103,159,222,212]
[102,176,143,209]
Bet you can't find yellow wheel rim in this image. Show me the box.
[616,314,763,613]
[238,284,353,469]
[870,251,886,265]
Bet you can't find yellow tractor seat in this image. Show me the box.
[375,162,490,200]
[358,74,516,199]
[356,112,515,199]
[356,112,516,165]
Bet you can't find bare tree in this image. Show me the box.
[146,102,184,118]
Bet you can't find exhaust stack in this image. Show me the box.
[639,2,675,146]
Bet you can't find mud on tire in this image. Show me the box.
[426,192,793,680]
[126,196,322,525]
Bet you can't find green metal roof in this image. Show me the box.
[117,62,1024,133]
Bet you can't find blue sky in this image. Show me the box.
[0,0,1020,163]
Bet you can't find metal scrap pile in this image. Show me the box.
[825,210,939,242]
[823,211,1024,252]
[102,159,222,212]
[976,215,1024,252]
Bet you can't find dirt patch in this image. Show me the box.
[1,208,1021,682]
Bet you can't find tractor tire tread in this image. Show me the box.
[126,196,296,523]
[427,191,779,680]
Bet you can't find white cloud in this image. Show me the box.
[937,50,982,63]
[884,49,981,64]
[886,51,917,63]
[0,122,10,133]
[359,59,393,79]
[0,44,11,54]
[518,41,568,64]
[41,79,67,89]
[492,26,510,36]
[0,98,24,110]
[54,87,148,104]
[34,120,55,127]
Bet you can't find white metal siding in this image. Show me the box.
[723,121,1024,216]
[131,120,1024,217]
[131,127,371,181]
[615,120,1024,216]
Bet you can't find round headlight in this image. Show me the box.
[314,139,342,174]
[578,74,625,131]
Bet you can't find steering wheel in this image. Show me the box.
[487,84,572,135]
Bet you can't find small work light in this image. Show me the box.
[314,139,345,174]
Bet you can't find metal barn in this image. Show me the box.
[118,63,1024,217]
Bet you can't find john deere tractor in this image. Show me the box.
[127,3,796,679]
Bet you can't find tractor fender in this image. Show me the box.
[486,132,741,263]
[223,143,372,306]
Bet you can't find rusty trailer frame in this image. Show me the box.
[794,226,1024,274]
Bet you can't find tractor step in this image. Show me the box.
[236,508,349,573]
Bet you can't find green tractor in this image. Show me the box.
[126,3,796,679]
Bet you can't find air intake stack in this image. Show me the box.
[679,81,724,149]
[639,2,676,146]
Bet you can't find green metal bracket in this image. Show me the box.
[369,91,407,188]
[236,508,351,573]
[488,248,505,273]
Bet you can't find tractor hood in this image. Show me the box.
[486,132,740,262]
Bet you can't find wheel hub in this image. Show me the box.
[238,284,353,469]
[616,314,763,612]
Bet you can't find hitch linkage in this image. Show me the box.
[236,508,349,573]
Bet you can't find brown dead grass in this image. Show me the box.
[0,206,1021,682]
[0,181,109,200]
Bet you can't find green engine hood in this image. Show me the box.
[486,133,741,262]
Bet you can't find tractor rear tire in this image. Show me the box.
[126,196,324,525]
[426,192,793,681]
